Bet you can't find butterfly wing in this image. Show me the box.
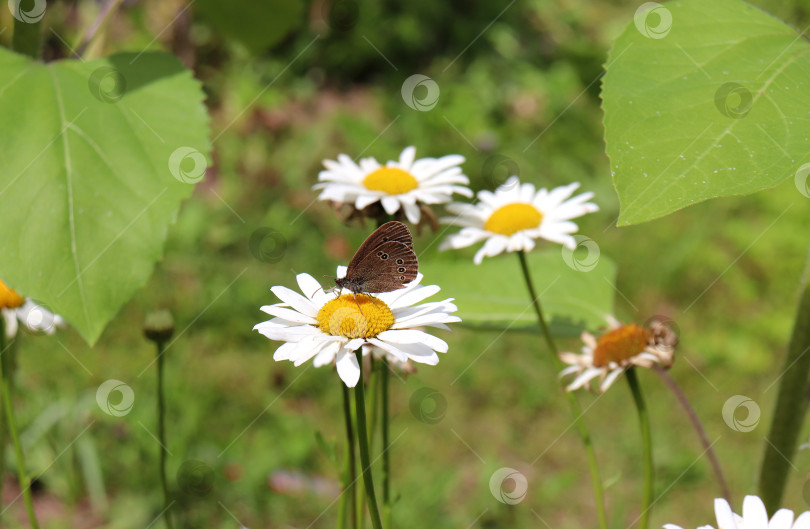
[345,221,414,271]
[346,240,418,293]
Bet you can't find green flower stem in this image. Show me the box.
[0,320,40,529]
[338,382,357,529]
[759,258,810,513]
[155,342,173,529]
[357,363,379,529]
[10,8,42,59]
[517,250,608,529]
[381,359,391,529]
[354,350,383,529]
[626,368,652,529]
[654,366,731,502]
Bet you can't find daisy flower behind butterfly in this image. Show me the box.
[439,176,598,264]
[313,146,472,224]
[254,267,460,387]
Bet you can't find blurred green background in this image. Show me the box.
[2,0,810,527]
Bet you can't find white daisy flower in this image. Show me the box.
[558,317,675,393]
[253,267,460,387]
[664,495,810,529]
[0,279,65,339]
[439,175,598,264]
[314,146,472,224]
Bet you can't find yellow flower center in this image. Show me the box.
[483,203,543,236]
[317,294,394,339]
[362,167,419,195]
[0,279,25,310]
[593,324,652,367]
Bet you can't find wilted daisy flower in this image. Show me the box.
[314,146,472,224]
[664,495,810,529]
[0,279,64,339]
[558,317,676,393]
[439,176,598,264]
[254,268,459,387]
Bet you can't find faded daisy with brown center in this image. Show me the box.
[559,317,676,393]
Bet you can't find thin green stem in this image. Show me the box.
[354,350,383,529]
[626,368,653,529]
[654,366,731,502]
[0,320,40,529]
[381,359,391,529]
[155,342,173,529]
[338,382,357,529]
[517,250,608,529]
[759,250,810,513]
[10,9,42,59]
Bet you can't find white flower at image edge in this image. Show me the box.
[0,279,65,339]
[439,176,598,264]
[253,267,460,387]
[313,146,472,223]
[664,495,810,529]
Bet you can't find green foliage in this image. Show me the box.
[0,49,210,344]
[422,249,617,335]
[194,0,305,52]
[602,0,810,225]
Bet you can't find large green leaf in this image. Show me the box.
[0,49,210,344]
[421,248,617,336]
[602,0,810,225]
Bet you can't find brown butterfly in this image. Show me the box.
[335,221,418,296]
